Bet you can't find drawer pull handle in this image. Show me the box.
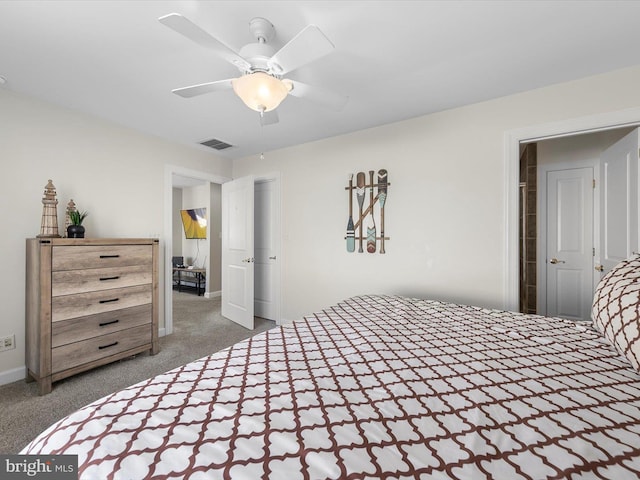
[99,319,120,327]
[99,298,119,304]
[99,276,120,281]
[99,255,120,259]
[98,341,118,350]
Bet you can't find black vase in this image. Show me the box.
[67,225,85,238]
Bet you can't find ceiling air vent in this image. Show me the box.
[200,138,234,150]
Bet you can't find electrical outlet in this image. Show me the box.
[0,334,15,352]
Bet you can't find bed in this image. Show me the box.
[22,256,640,479]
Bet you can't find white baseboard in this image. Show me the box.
[205,290,221,299]
[0,365,26,386]
[158,327,166,337]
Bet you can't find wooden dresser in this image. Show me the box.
[25,238,159,394]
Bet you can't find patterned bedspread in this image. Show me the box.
[22,295,640,479]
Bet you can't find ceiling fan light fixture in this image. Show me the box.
[232,72,290,112]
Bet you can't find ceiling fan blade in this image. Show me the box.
[159,13,251,71]
[172,79,234,98]
[287,80,348,111]
[260,110,279,126]
[268,25,334,75]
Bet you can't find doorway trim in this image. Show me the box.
[163,165,230,336]
[504,107,640,311]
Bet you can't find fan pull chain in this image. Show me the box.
[259,108,265,160]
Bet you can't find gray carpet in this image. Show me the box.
[0,291,275,454]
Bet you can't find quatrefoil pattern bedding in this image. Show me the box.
[24,295,640,479]
[592,254,640,371]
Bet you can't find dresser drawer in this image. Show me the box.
[52,324,151,374]
[52,264,152,297]
[52,245,152,271]
[52,304,151,348]
[52,284,152,322]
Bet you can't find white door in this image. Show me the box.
[546,167,594,321]
[221,176,255,329]
[254,178,280,321]
[598,128,640,277]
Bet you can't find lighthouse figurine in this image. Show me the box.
[36,179,61,238]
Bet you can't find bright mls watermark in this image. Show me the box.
[0,455,77,479]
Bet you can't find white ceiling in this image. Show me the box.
[2,1,640,160]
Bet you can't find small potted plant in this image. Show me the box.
[67,210,89,238]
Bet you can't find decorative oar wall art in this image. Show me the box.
[345,169,389,253]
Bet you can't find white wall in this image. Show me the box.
[233,66,640,322]
[0,88,231,383]
[209,183,222,293]
[537,129,632,168]
[172,188,183,257]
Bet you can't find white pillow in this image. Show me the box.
[592,255,640,371]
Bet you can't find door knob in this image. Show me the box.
[549,258,565,264]
[595,265,604,272]
[241,257,254,263]
[269,256,277,260]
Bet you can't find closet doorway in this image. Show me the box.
[518,127,637,321]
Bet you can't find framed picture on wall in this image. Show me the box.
[180,208,207,239]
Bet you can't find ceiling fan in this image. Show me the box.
[159,13,348,124]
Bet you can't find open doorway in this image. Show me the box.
[517,127,636,321]
[505,108,640,313]
[163,166,229,336]
[163,166,281,336]
[172,175,222,293]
